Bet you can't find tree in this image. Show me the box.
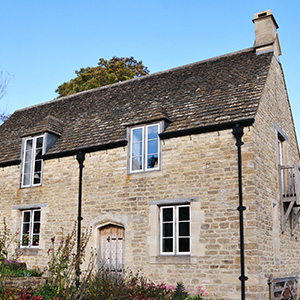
[0,71,10,122]
[55,56,149,97]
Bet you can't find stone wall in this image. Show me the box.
[252,55,300,300]
[1,128,252,300]
[3,277,45,289]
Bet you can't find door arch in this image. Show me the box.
[98,224,125,272]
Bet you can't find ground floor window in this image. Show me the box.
[20,209,41,248]
[160,205,190,255]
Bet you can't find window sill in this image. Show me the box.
[19,248,42,256]
[128,168,161,175]
[149,255,197,264]
[19,184,43,190]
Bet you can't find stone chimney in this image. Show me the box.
[253,10,281,58]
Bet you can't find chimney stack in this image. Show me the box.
[253,10,281,58]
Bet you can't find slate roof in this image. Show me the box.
[0,48,273,164]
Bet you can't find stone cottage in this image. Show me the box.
[0,10,299,300]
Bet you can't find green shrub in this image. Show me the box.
[0,220,210,300]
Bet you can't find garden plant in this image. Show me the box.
[0,220,209,299]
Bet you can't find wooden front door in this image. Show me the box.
[99,225,125,272]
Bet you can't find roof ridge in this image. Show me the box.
[14,47,258,113]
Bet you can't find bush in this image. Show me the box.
[86,268,175,300]
[43,222,94,300]
[0,220,209,299]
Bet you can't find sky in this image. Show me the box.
[1,0,300,141]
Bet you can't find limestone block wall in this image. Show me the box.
[0,127,257,300]
[252,55,300,300]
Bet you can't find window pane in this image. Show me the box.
[163,208,173,222]
[36,137,43,149]
[163,223,173,237]
[22,223,30,235]
[25,139,33,151]
[179,222,190,236]
[34,211,41,222]
[132,128,143,142]
[23,212,31,223]
[147,125,158,140]
[32,234,40,246]
[147,154,158,169]
[24,162,31,174]
[24,150,32,163]
[178,238,190,252]
[23,174,30,186]
[33,222,40,234]
[34,161,42,173]
[22,234,30,246]
[163,238,173,253]
[132,142,142,156]
[147,140,158,155]
[33,172,41,184]
[132,157,142,171]
[35,149,43,159]
[179,207,190,221]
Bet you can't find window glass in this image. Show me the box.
[161,207,174,254]
[25,142,32,162]
[163,208,173,222]
[179,238,190,252]
[22,136,44,187]
[132,128,143,142]
[147,154,158,169]
[34,210,41,222]
[34,161,42,173]
[21,209,41,248]
[132,157,143,171]
[148,140,158,154]
[23,211,31,223]
[36,137,43,149]
[161,205,190,255]
[23,174,30,186]
[147,125,158,139]
[163,223,173,237]
[179,206,190,221]
[32,235,40,246]
[179,222,190,236]
[163,239,173,253]
[132,143,143,156]
[24,162,31,174]
[130,124,160,173]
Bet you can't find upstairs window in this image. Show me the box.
[20,209,41,248]
[160,205,191,255]
[130,124,160,173]
[21,135,44,187]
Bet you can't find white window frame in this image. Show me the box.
[20,209,41,248]
[21,135,45,188]
[129,123,160,173]
[160,205,191,255]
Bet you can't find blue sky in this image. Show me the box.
[1,1,300,141]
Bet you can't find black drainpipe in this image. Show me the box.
[232,124,248,300]
[76,150,85,289]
